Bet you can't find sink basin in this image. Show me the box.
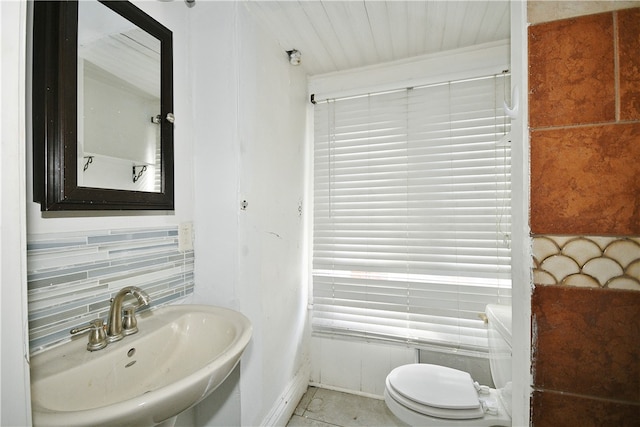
[30,304,252,427]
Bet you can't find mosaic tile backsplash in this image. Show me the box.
[27,226,194,353]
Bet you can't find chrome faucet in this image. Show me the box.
[106,286,150,343]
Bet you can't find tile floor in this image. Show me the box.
[287,386,405,427]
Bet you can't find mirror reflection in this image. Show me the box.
[77,1,161,192]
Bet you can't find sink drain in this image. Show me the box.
[125,348,137,367]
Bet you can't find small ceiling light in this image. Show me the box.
[287,49,301,66]
[185,0,195,7]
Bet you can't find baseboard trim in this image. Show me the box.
[260,362,310,427]
[307,382,384,400]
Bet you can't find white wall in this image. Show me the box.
[310,338,415,398]
[189,2,242,423]
[509,2,533,426]
[191,2,309,425]
[1,1,31,425]
[237,8,310,423]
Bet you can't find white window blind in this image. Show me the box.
[312,74,512,354]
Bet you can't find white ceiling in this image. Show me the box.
[244,1,511,76]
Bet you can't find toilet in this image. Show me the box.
[384,304,512,426]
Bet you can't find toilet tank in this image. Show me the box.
[485,304,512,389]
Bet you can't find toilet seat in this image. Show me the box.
[386,364,484,420]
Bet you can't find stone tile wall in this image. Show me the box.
[531,286,640,426]
[529,7,640,235]
[528,7,640,426]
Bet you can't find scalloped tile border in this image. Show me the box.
[532,236,640,290]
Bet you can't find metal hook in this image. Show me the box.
[132,165,147,183]
[503,86,519,119]
[83,156,94,172]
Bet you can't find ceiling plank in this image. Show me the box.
[362,1,393,63]
[298,1,350,72]
[318,1,371,70]
[406,1,428,58]
[386,1,410,61]
[440,1,467,51]
[243,1,511,77]
[276,1,337,74]
[423,1,448,54]
[458,1,490,47]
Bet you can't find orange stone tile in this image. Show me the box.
[530,123,640,235]
[529,13,616,128]
[531,390,640,427]
[617,7,640,121]
[532,285,640,403]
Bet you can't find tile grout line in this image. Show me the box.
[300,411,343,427]
[613,11,620,122]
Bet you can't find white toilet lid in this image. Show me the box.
[387,364,480,410]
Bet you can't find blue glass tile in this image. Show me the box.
[27,226,193,352]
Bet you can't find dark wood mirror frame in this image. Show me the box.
[32,0,174,211]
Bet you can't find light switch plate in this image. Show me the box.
[178,222,193,252]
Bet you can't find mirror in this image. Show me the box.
[78,1,162,193]
[32,0,174,210]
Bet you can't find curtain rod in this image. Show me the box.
[310,69,510,105]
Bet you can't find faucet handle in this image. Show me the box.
[70,319,108,351]
[122,306,140,336]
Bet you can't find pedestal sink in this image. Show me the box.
[30,304,252,427]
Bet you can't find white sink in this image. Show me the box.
[30,304,252,427]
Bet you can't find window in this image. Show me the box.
[312,73,511,354]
